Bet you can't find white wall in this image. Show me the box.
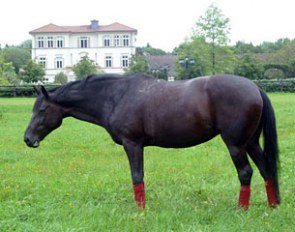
[31,31,137,83]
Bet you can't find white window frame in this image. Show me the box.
[122,35,129,47]
[56,37,64,48]
[105,55,112,68]
[104,35,111,47]
[121,55,129,68]
[80,36,90,48]
[114,35,120,47]
[47,36,54,48]
[55,56,64,69]
[38,56,47,68]
[37,36,45,48]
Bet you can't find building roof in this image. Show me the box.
[146,55,177,77]
[30,22,137,34]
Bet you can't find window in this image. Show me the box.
[55,57,64,69]
[105,56,112,68]
[80,37,89,48]
[104,35,111,47]
[121,55,129,68]
[37,36,45,48]
[56,37,64,48]
[114,35,120,47]
[47,36,54,48]
[38,57,47,68]
[122,35,129,47]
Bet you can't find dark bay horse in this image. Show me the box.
[24,74,280,209]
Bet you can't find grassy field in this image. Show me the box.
[0,94,294,231]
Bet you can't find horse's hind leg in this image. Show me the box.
[247,140,279,206]
[226,144,253,209]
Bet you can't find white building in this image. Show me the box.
[30,20,137,82]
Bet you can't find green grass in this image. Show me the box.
[0,94,294,232]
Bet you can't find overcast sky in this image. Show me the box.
[1,0,294,52]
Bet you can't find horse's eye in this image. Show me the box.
[39,105,49,112]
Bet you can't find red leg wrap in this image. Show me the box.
[265,179,278,207]
[133,182,146,209]
[238,185,251,209]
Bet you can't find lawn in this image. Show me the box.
[0,94,294,231]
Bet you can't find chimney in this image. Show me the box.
[91,20,99,30]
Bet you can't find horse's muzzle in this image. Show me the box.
[24,136,40,148]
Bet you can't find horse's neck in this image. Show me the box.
[56,83,112,127]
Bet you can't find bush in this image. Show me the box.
[255,78,295,92]
[54,72,68,84]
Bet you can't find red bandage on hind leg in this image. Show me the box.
[133,182,146,208]
[238,185,251,209]
[265,179,278,207]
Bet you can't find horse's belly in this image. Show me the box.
[146,124,218,148]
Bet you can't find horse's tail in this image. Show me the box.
[260,89,280,205]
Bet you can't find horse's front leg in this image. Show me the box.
[123,139,145,208]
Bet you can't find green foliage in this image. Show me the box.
[2,47,31,74]
[176,36,235,79]
[72,56,98,80]
[126,54,149,74]
[142,43,167,55]
[18,39,32,50]
[0,55,19,85]
[195,3,230,45]
[20,60,45,84]
[260,38,291,53]
[0,95,294,231]
[255,78,295,92]
[54,72,68,84]
[234,54,264,79]
[193,3,232,74]
[175,38,209,79]
[151,69,168,80]
[234,41,262,54]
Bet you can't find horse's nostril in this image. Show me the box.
[24,136,30,145]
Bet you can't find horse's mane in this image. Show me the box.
[48,73,152,99]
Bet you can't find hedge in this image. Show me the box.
[1,78,295,97]
[0,85,60,97]
[255,78,295,92]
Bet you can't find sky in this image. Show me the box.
[1,0,295,52]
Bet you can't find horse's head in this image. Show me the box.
[24,86,63,148]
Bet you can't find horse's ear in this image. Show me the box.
[40,86,50,100]
[33,86,40,95]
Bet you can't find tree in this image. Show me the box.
[175,37,210,79]
[20,60,45,83]
[72,56,98,80]
[142,43,167,55]
[126,54,149,74]
[19,40,32,50]
[54,72,68,84]
[0,55,18,85]
[2,47,31,74]
[234,41,262,54]
[194,3,231,74]
[234,54,264,79]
